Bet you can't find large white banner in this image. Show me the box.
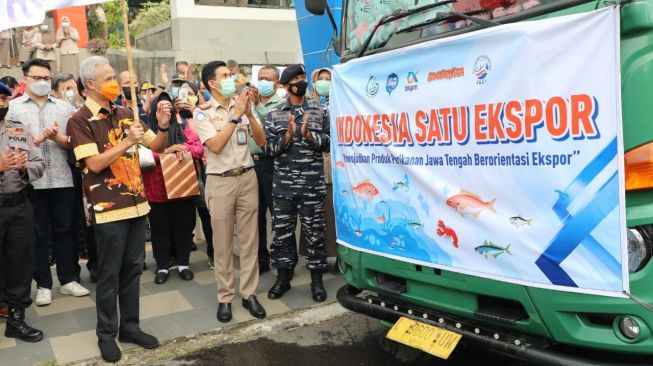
[0,0,109,32]
[330,7,627,296]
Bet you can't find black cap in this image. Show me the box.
[280,64,306,84]
[0,81,11,96]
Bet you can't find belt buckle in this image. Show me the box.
[234,167,242,176]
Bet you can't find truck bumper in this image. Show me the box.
[336,284,649,366]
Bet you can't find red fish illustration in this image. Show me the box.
[352,179,379,200]
[336,160,345,169]
[446,189,496,218]
[436,220,459,248]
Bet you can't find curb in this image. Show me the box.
[69,301,351,366]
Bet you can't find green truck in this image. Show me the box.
[305,0,653,364]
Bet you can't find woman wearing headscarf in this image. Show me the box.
[56,16,80,78]
[34,22,57,71]
[310,67,332,108]
[143,89,204,284]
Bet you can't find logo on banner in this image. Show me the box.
[473,56,491,84]
[366,76,380,98]
[405,71,419,92]
[386,73,399,95]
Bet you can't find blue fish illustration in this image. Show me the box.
[475,241,512,259]
[392,174,410,191]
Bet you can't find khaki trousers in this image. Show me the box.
[206,169,259,303]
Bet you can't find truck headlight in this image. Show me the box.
[627,227,652,273]
[619,316,641,339]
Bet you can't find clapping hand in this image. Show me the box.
[13,147,28,172]
[156,101,172,129]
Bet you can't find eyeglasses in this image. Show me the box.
[26,75,52,82]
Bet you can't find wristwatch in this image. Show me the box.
[157,125,169,132]
[230,118,241,125]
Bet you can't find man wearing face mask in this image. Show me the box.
[66,56,171,363]
[264,64,330,303]
[7,58,90,308]
[0,81,46,342]
[52,72,82,110]
[248,65,285,275]
[194,60,267,323]
[117,70,149,126]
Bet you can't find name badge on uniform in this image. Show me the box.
[236,128,248,145]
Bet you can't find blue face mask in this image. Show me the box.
[171,87,180,99]
[257,80,275,97]
[202,90,212,101]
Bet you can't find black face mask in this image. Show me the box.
[179,109,193,119]
[288,80,308,97]
[0,107,7,122]
[122,86,140,101]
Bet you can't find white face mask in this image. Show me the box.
[62,22,70,29]
[276,88,287,99]
[29,80,51,97]
[65,89,75,100]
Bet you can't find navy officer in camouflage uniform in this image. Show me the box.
[0,81,46,342]
[264,64,330,302]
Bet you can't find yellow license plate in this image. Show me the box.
[386,317,462,360]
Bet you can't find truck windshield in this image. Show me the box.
[345,0,564,55]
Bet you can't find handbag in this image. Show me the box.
[159,152,200,200]
[138,144,156,169]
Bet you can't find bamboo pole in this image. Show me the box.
[120,0,140,125]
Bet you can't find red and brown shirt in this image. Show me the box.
[66,97,157,224]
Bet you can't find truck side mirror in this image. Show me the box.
[305,0,326,15]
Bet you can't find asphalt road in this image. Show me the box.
[165,312,524,366]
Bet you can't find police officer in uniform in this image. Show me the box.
[0,81,45,342]
[264,64,330,302]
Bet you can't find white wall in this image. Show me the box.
[170,0,303,65]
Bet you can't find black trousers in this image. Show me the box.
[198,206,213,259]
[254,156,274,266]
[0,197,35,309]
[33,187,79,288]
[94,216,146,341]
[149,199,196,270]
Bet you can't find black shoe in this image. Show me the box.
[310,270,327,302]
[118,330,159,349]
[89,269,97,283]
[217,302,232,323]
[268,269,292,300]
[242,295,266,319]
[154,270,169,285]
[98,339,121,362]
[178,268,194,281]
[79,249,89,260]
[191,243,198,251]
[4,308,43,343]
[259,263,270,275]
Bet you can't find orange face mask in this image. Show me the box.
[97,80,121,101]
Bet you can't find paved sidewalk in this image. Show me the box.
[0,240,344,366]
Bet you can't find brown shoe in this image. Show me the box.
[0,304,9,318]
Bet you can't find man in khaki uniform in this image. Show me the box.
[194,61,267,323]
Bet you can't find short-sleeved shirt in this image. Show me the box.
[0,120,45,194]
[194,98,254,175]
[6,94,75,190]
[249,94,285,155]
[66,97,158,224]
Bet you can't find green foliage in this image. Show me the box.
[130,0,171,36]
[86,8,103,39]
[104,1,126,49]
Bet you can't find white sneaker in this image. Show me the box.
[60,281,90,297]
[35,288,52,306]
